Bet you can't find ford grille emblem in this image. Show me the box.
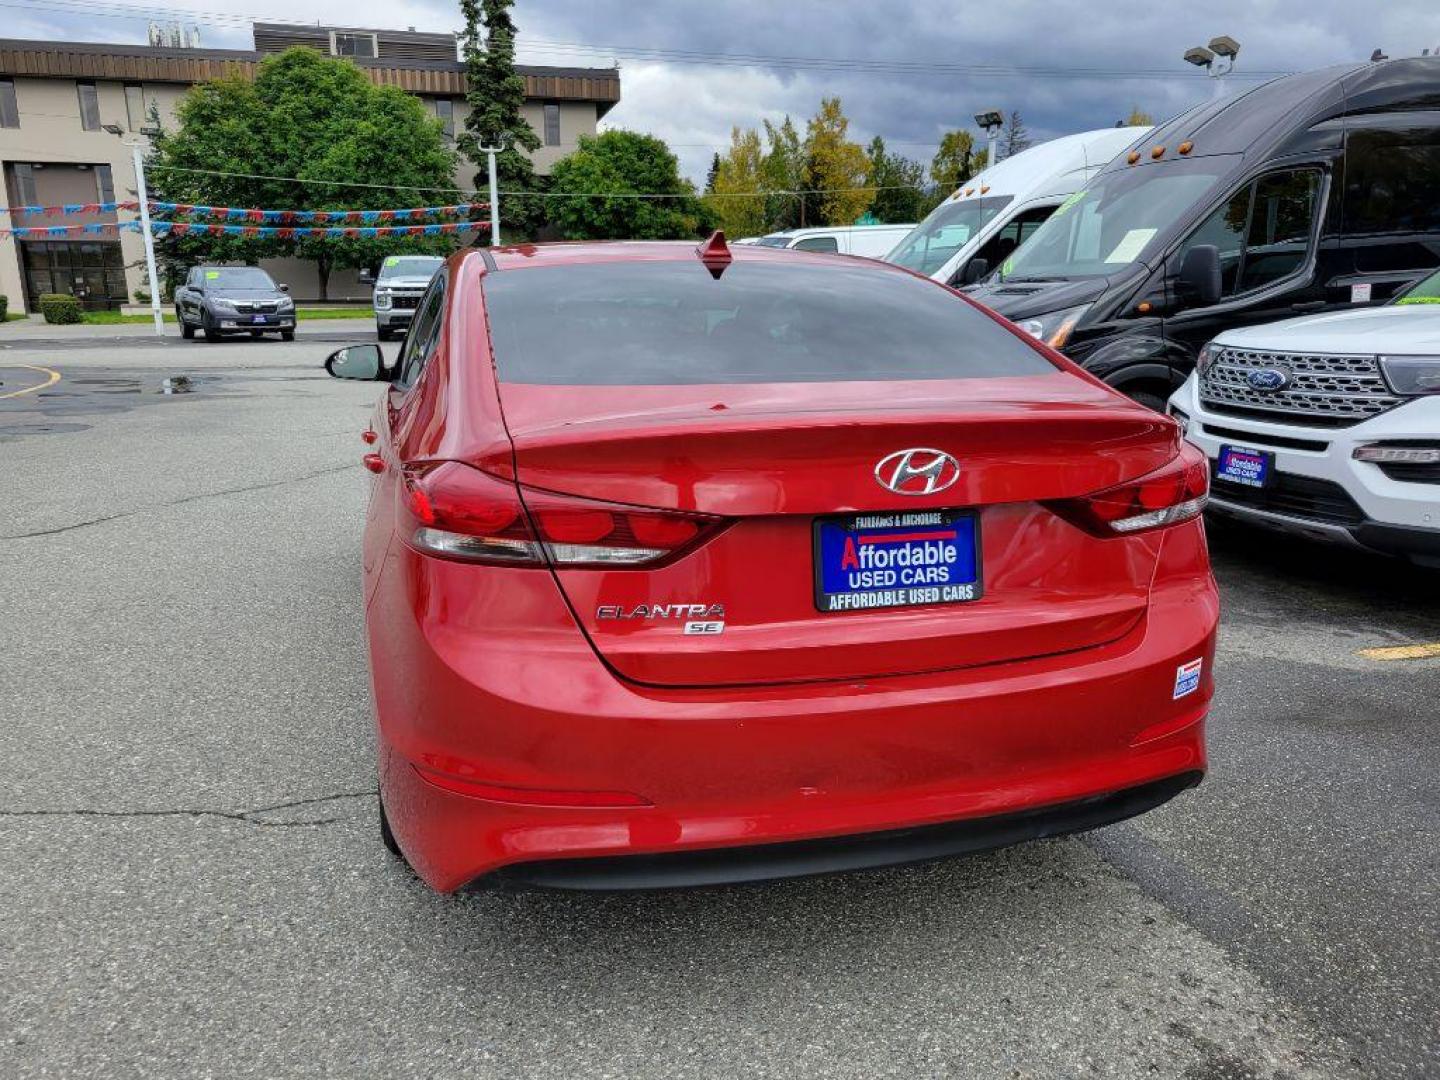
[875,449,960,496]
[1247,367,1291,392]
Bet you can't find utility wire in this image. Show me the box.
[0,0,1289,81]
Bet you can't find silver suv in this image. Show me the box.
[370,255,444,341]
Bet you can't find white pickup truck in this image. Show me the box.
[1169,268,1440,567]
[367,255,444,341]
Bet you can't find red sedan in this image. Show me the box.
[325,235,1217,893]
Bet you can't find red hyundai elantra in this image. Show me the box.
[325,235,1217,893]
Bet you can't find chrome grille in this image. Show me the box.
[1199,347,1401,427]
[234,301,278,314]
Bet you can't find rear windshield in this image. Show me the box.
[482,259,1057,385]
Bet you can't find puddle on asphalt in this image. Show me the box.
[61,373,214,396]
[0,421,92,440]
[0,370,242,438]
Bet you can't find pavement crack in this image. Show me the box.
[0,789,376,828]
[0,463,358,540]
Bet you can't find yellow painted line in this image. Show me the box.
[0,364,61,400]
[1357,643,1440,662]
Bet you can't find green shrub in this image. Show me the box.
[39,294,83,325]
[0,294,8,320]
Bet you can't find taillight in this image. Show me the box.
[1047,443,1209,536]
[401,462,723,567]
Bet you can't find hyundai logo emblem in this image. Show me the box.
[875,449,961,496]
[1246,367,1291,392]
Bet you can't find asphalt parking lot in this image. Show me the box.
[1,327,1436,1080]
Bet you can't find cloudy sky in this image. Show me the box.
[8,0,1440,182]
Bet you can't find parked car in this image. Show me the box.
[364,254,444,341]
[751,224,915,257]
[174,265,295,341]
[323,235,1217,893]
[967,57,1440,410]
[886,126,1150,287]
[1170,267,1440,567]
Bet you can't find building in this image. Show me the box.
[0,26,620,313]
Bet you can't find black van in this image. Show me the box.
[967,57,1440,410]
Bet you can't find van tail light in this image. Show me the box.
[401,462,724,568]
[1046,443,1209,536]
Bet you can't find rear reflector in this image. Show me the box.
[1046,443,1209,536]
[414,763,652,808]
[401,461,724,568]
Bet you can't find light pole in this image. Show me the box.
[479,144,502,246]
[104,124,164,336]
[1184,36,1241,100]
[974,109,1004,169]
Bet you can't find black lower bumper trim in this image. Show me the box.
[1353,521,1440,564]
[469,770,1205,892]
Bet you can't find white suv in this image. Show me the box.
[1169,268,1440,568]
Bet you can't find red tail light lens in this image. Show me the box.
[1047,443,1209,536]
[401,462,723,567]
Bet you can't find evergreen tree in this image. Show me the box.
[704,152,721,194]
[458,0,544,241]
[1002,110,1032,157]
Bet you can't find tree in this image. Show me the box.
[802,97,872,226]
[864,136,925,223]
[546,130,712,240]
[458,0,545,240]
[760,116,805,232]
[146,48,458,299]
[929,130,978,192]
[1002,110,1032,157]
[1126,106,1155,126]
[703,152,721,194]
[704,127,767,238]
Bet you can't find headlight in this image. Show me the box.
[1016,304,1089,350]
[1197,341,1225,376]
[277,296,295,311]
[1378,356,1440,396]
[374,288,392,310]
[209,297,236,311]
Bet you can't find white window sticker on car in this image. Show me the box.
[1173,658,1203,699]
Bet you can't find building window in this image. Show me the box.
[77,81,100,131]
[543,103,560,147]
[124,83,146,131]
[331,31,377,58]
[96,164,115,204]
[0,77,18,128]
[12,163,38,205]
[434,97,454,139]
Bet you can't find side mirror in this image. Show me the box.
[959,258,990,286]
[277,283,290,294]
[325,344,387,381]
[1177,244,1222,306]
[358,268,375,285]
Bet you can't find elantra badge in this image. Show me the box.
[874,449,960,496]
[1246,368,1290,393]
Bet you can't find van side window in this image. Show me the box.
[395,272,447,389]
[1174,168,1321,302]
[792,236,839,253]
[962,205,1057,283]
[1342,129,1440,271]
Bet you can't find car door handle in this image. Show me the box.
[1291,301,1326,313]
[362,453,385,474]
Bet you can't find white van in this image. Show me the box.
[753,224,916,258]
[885,127,1150,287]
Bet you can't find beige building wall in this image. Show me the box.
[2,75,602,312]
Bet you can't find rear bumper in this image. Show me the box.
[371,522,1217,893]
[472,770,1203,891]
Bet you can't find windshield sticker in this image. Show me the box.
[1051,191,1085,218]
[384,256,399,266]
[1000,257,1015,278]
[1350,282,1372,303]
[1396,296,1440,305]
[204,270,220,279]
[1104,228,1156,264]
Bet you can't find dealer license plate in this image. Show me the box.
[813,509,981,613]
[1216,444,1272,488]
[252,315,268,324]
